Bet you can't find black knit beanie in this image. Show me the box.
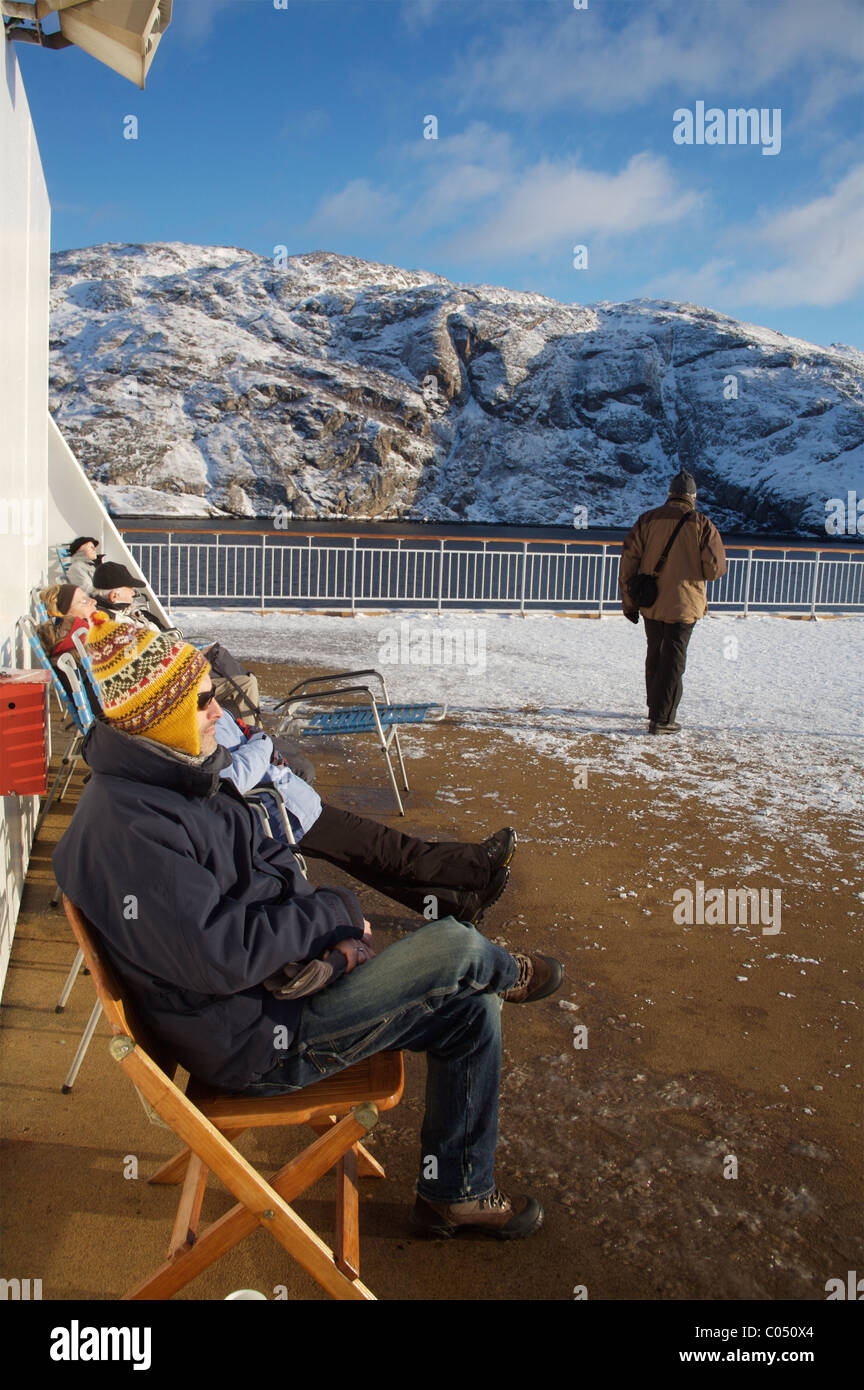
[55,584,79,616]
[68,536,99,555]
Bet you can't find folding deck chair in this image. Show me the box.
[245,782,309,876]
[70,628,103,708]
[30,587,49,623]
[61,896,404,1301]
[273,669,447,816]
[20,618,96,836]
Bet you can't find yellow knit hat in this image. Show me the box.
[86,615,210,756]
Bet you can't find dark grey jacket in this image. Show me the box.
[53,722,365,1090]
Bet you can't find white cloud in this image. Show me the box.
[647,164,864,308]
[304,179,401,237]
[304,143,701,264]
[451,0,864,116]
[171,0,242,42]
[402,122,513,228]
[400,0,447,34]
[733,164,864,305]
[445,152,702,259]
[407,122,513,171]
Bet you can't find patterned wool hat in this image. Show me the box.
[85,616,210,755]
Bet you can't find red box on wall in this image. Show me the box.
[0,669,52,797]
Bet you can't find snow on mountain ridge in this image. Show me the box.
[48,242,864,534]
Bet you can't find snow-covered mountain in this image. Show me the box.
[48,242,863,534]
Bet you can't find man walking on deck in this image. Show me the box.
[619,471,727,734]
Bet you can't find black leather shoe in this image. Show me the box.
[648,720,681,734]
[456,866,510,926]
[481,827,517,872]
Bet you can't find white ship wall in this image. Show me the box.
[0,45,167,993]
[0,42,51,989]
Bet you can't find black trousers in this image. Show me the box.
[299,803,492,917]
[644,619,695,724]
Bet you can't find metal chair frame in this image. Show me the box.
[273,669,447,816]
[19,618,95,838]
[30,587,49,624]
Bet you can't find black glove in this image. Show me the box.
[624,609,639,624]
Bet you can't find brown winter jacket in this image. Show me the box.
[619,496,727,624]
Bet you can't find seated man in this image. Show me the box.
[91,561,171,632]
[215,706,514,923]
[53,618,564,1239]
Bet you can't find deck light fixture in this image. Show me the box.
[3,0,172,88]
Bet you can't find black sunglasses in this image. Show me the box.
[197,686,217,710]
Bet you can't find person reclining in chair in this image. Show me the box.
[52,618,564,1239]
[63,537,103,595]
[215,706,513,925]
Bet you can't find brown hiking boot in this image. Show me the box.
[412,1188,543,1240]
[499,952,564,1003]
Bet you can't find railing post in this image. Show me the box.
[481,538,487,612]
[351,536,357,613]
[520,542,528,616]
[438,539,445,614]
[166,532,172,617]
[260,532,266,613]
[809,550,821,620]
[743,548,753,615]
[598,543,607,616]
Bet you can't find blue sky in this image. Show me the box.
[14,0,864,348]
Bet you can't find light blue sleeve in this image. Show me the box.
[267,763,323,838]
[214,712,274,794]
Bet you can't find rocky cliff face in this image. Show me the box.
[48,242,863,534]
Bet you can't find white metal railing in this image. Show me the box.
[122,532,864,617]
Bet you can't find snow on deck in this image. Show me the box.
[176,609,864,860]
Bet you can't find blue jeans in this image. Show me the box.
[241,918,519,1204]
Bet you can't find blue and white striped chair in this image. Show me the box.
[30,587,50,624]
[20,617,95,828]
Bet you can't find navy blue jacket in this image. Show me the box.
[53,721,365,1090]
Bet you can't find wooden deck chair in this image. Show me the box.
[273,670,447,816]
[61,895,405,1301]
